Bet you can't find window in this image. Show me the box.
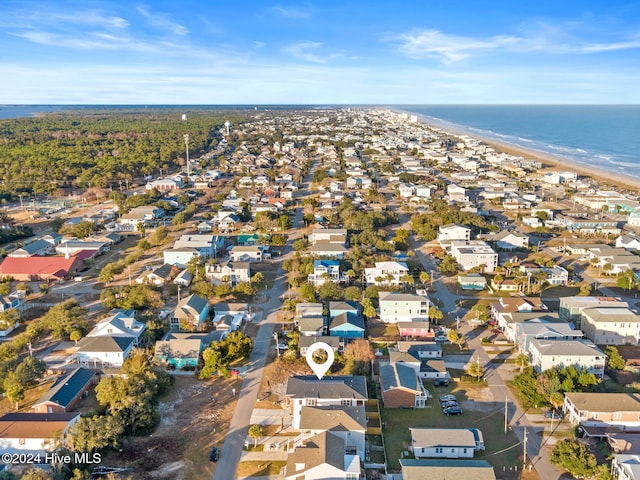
[307,399,316,406]
[463,448,467,454]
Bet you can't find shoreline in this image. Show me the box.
[407,111,640,192]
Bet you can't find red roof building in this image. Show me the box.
[0,256,84,281]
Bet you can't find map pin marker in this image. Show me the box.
[305,342,335,380]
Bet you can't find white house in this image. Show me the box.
[0,413,80,457]
[86,310,146,346]
[299,406,366,460]
[75,336,135,368]
[364,261,410,286]
[450,240,498,273]
[410,428,484,459]
[493,230,529,250]
[285,376,368,430]
[563,393,640,428]
[378,291,430,323]
[612,454,640,480]
[528,339,606,377]
[437,224,471,244]
[205,261,251,285]
[308,259,348,286]
[229,246,264,262]
[581,307,640,345]
[283,431,360,480]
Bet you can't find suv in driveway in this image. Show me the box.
[443,406,463,415]
[434,378,450,387]
[209,446,219,462]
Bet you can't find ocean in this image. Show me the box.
[399,105,640,179]
[3,104,640,180]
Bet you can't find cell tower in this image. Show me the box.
[224,120,231,135]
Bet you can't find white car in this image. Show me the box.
[435,335,449,342]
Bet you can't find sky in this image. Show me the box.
[1,0,640,104]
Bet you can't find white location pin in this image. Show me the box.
[305,342,335,380]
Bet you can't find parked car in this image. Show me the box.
[443,406,463,415]
[209,446,219,462]
[434,378,450,387]
[441,401,459,409]
[435,335,448,342]
[545,410,563,420]
[439,394,456,403]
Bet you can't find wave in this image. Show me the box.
[609,160,639,168]
[576,148,587,153]
[517,137,534,143]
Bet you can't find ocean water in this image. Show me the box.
[400,105,640,179]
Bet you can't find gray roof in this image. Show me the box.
[560,296,629,309]
[298,336,340,349]
[503,312,560,324]
[18,239,51,255]
[380,363,421,393]
[410,428,479,449]
[565,393,640,413]
[582,307,640,323]
[34,368,96,409]
[400,459,496,480]
[76,336,134,353]
[420,359,447,374]
[379,291,429,303]
[286,375,368,400]
[529,339,604,357]
[285,431,345,475]
[155,338,203,359]
[298,316,325,332]
[329,312,365,330]
[299,406,367,431]
[397,341,442,353]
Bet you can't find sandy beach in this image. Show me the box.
[415,114,640,193]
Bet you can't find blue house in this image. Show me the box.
[171,294,210,331]
[328,301,364,340]
[155,334,204,369]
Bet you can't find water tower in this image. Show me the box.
[224,120,231,135]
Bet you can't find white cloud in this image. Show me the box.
[284,41,345,63]
[271,4,313,20]
[387,27,640,63]
[136,5,189,36]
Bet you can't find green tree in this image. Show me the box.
[605,346,626,371]
[344,286,362,301]
[343,339,374,375]
[299,283,317,302]
[419,271,431,286]
[428,306,444,325]
[361,298,377,319]
[617,269,637,291]
[4,373,24,409]
[447,329,464,350]
[248,424,263,448]
[41,300,89,340]
[318,282,343,300]
[515,353,529,373]
[578,283,592,296]
[550,439,598,478]
[438,255,460,274]
[68,415,124,452]
[468,360,484,382]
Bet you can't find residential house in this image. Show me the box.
[400,459,496,480]
[410,428,484,459]
[296,303,326,337]
[173,269,193,287]
[559,296,629,329]
[617,235,640,252]
[75,336,135,368]
[229,246,264,262]
[285,375,368,429]
[8,239,54,257]
[612,454,640,480]
[283,431,361,480]
[0,256,84,282]
[154,333,205,369]
[171,294,210,331]
[299,406,367,460]
[145,177,182,192]
[309,228,348,246]
[397,322,431,339]
[457,274,487,290]
[513,320,583,353]
[56,239,110,257]
[519,266,569,286]
[492,230,529,250]
[437,224,471,245]
[32,368,97,414]
[0,413,80,456]
[490,296,547,330]
[379,362,430,408]
[563,393,640,428]
[364,261,409,286]
[310,241,348,259]
[212,303,247,332]
[528,339,606,377]
[581,307,640,345]
[205,261,251,285]
[136,263,175,286]
[498,312,561,342]
[387,350,448,381]
[86,310,146,346]
[308,259,348,286]
[119,205,164,230]
[396,341,443,359]
[329,301,364,340]
[299,336,340,355]
[450,240,498,273]
[378,291,430,323]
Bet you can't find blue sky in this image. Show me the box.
[1,0,639,104]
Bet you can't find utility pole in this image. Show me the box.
[523,427,528,469]
[504,396,508,433]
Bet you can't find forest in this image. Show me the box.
[0,109,249,198]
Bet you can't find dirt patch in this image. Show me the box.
[102,374,241,480]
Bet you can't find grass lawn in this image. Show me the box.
[368,323,399,339]
[0,381,54,415]
[381,402,525,476]
[236,460,286,477]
